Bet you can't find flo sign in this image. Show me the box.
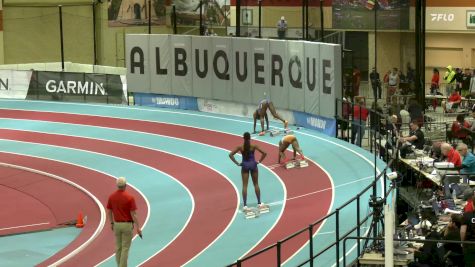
[427,8,475,31]
[430,13,455,22]
[126,34,342,117]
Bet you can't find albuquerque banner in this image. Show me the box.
[126,34,341,118]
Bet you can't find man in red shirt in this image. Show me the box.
[442,90,462,113]
[448,114,472,143]
[441,142,462,167]
[107,177,142,267]
[351,98,369,146]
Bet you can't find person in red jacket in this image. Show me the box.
[351,98,369,146]
[448,114,472,144]
[441,142,462,167]
[442,90,462,113]
[431,68,440,110]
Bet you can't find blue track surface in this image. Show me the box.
[0,99,387,266]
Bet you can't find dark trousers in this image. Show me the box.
[372,83,382,99]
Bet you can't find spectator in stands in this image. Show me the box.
[470,69,475,99]
[387,68,399,104]
[431,68,440,94]
[352,66,361,98]
[462,68,472,97]
[340,97,351,141]
[444,65,457,95]
[370,102,383,135]
[407,99,423,127]
[276,16,287,39]
[399,120,424,158]
[455,68,464,95]
[406,62,415,84]
[370,67,381,100]
[431,68,440,111]
[460,195,475,267]
[381,114,401,160]
[351,98,368,147]
[441,143,462,167]
[448,114,472,144]
[443,214,464,267]
[442,90,462,113]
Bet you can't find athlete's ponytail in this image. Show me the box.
[243,132,251,160]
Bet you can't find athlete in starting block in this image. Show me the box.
[254,99,288,135]
[229,132,269,216]
[253,109,269,135]
[278,134,305,167]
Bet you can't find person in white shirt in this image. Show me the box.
[276,16,287,39]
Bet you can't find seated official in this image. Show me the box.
[463,188,474,213]
[448,114,472,144]
[442,90,462,113]
[457,143,475,183]
[410,223,445,267]
[442,143,462,167]
[441,143,462,197]
[443,214,464,267]
[398,120,425,158]
[380,115,401,159]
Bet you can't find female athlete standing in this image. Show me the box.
[229,132,267,211]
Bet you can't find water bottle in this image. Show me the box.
[452,186,457,200]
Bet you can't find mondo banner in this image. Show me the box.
[126,34,341,118]
[26,71,127,104]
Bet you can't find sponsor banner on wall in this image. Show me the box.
[150,34,172,94]
[134,93,198,110]
[269,40,289,110]
[293,111,336,137]
[126,34,341,118]
[26,71,127,104]
[287,41,305,112]
[232,38,252,104]
[426,7,475,31]
[0,70,32,99]
[191,36,213,98]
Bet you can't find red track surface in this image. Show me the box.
[0,166,99,236]
[0,129,237,267]
[0,109,333,265]
[0,153,146,267]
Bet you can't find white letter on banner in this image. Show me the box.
[78,81,88,94]
[67,81,76,94]
[57,81,66,93]
[95,83,106,95]
[46,80,56,93]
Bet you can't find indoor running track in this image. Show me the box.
[0,99,387,267]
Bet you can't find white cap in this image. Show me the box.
[281,16,285,20]
[117,177,127,187]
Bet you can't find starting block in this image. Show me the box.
[269,129,294,137]
[244,209,258,219]
[244,204,270,219]
[284,159,308,169]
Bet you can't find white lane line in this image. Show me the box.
[0,101,385,266]
[0,161,107,267]
[0,222,50,231]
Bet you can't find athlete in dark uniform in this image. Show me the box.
[229,132,267,211]
[254,99,288,134]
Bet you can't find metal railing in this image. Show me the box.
[225,159,394,267]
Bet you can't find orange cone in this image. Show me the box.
[76,212,84,228]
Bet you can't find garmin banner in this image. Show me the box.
[26,71,127,104]
[126,34,341,118]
